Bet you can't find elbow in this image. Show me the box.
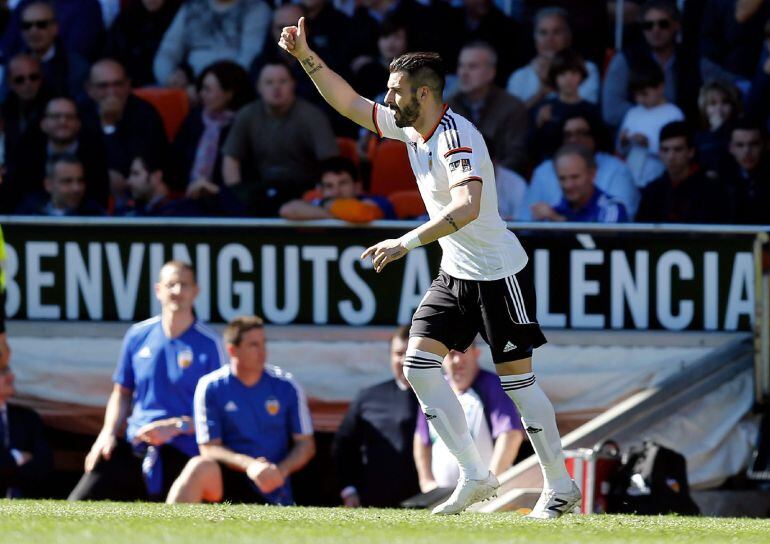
[306,438,317,461]
[462,199,481,224]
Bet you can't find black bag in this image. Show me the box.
[607,441,700,515]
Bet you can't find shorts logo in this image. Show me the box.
[461,159,471,172]
[503,341,517,353]
[449,160,460,172]
[265,397,281,416]
[177,349,193,369]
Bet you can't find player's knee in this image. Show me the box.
[184,456,219,482]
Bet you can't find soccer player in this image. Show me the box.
[69,261,226,501]
[166,316,315,505]
[279,19,581,517]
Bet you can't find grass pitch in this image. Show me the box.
[1,500,768,544]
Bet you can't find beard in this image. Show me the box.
[391,96,420,128]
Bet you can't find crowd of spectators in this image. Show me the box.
[0,0,768,225]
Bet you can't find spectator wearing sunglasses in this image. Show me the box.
[602,0,700,130]
[14,1,90,102]
[1,54,51,160]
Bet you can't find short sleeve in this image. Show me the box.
[111,331,136,389]
[438,126,483,189]
[194,378,221,444]
[372,103,409,142]
[286,378,313,436]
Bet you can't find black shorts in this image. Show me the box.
[410,263,547,364]
[217,462,268,504]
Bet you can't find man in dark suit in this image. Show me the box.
[332,325,421,507]
[0,358,53,498]
[7,96,109,207]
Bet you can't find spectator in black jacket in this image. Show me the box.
[104,0,182,87]
[173,60,254,198]
[694,79,742,175]
[7,96,109,206]
[0,357,53,499]
[82,58,168,211]
[15,153,105,216]
[16,1,89,102]
[636,121,729,223]
[332,326,420,508]
[721,118,770,224]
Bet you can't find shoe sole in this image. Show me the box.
[432,487,499,516]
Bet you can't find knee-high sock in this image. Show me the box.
[500,372,572,493]
[403,348,487,480]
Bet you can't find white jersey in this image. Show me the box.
[373,103,527,281]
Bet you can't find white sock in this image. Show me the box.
[500,372,572,493]
[404,349,488,481]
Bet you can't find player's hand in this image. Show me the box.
[247,459,285,493]
[361,238,408,273]
[278,16,310,59]
[85,433,117,472]
[134,420,179,446]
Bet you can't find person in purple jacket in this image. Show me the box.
[413,344,525,492]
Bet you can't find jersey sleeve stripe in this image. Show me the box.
[371,103,382,138]
[443,147,473,158]
[444,114,461,147]
[449,176,483,188]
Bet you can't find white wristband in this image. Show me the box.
[399,230,422,251]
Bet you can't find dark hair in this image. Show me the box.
[224,315,265,346]
[640,0,680,22]
[197,60,256,111]
[559,113,611,152]
[44,95,78,115]
[659,121,693,147]
[389,52,445,96]
[547,49,587,88]
[391,325,410,343]
[730,117,767,141]
[534,6,570,33]
[379,14,407,39]
[45,153,82,178]
[629,62,664,94]
[320,157,359,182]
[257,59,295,81]
[554,143,597,170]
[132,150,183,192]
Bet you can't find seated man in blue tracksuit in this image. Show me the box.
[529,144,628,223]
[167,316,315,504]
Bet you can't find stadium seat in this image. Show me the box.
[369,139,416,196]
[336,137,360,169]
[133,87,190,141]
[388,190,426,219]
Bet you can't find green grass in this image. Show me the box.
[1,500,768,544]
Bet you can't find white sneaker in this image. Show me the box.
[526,481,582,519]
[431,472,499,515]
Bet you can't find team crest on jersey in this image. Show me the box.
[265,397,280,416]
[461,159,471,172]
[449,160,460,172]
[177,348,193,369]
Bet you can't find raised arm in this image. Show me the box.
[279,17,376,133]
